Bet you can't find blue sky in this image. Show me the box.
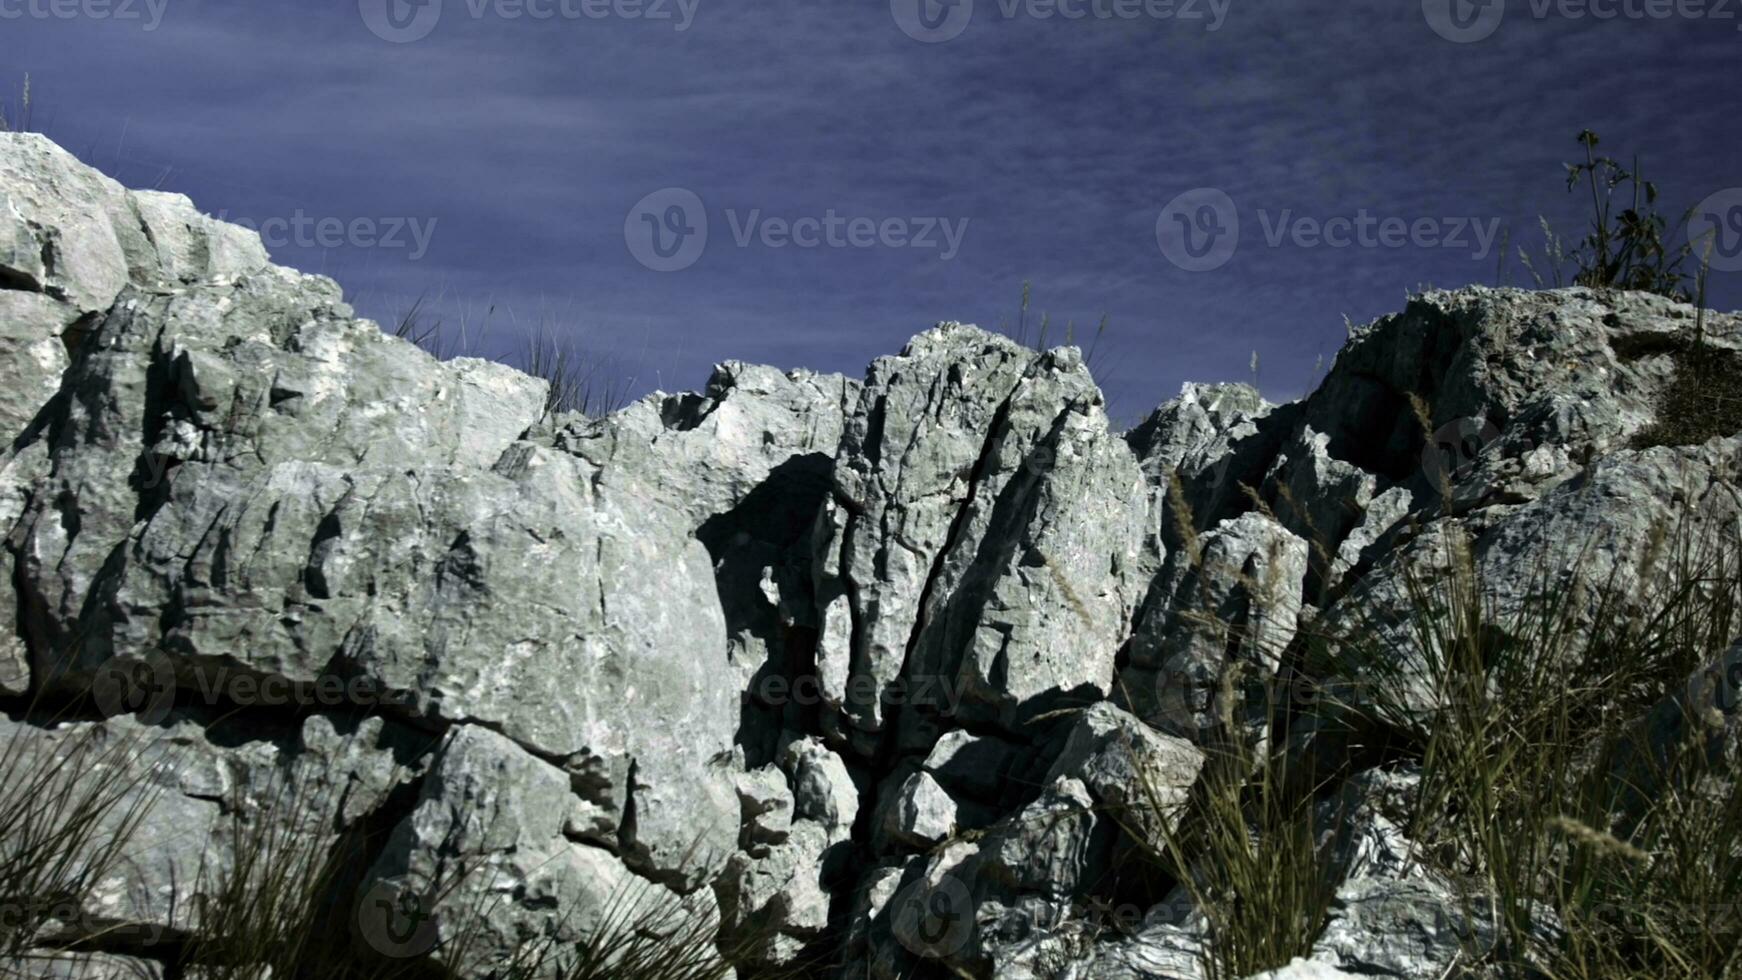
[4,0,1739,421]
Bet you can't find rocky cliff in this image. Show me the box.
[2,134,1739,980]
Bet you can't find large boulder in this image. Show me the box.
[813,326,1153,753]
[0,135,265,315]
[0,135,850,976]
[1041,703,1205,824]
[4,266,747,889]
[567,362,860,767]
[1299,287,1737,490]
[1319,436,1742,721]
[0,711,424,952]
[0,135,272,695]
[363,725,671,977]
[1236,288,1742,725]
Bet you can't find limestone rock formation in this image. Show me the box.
[3,134,1739,980]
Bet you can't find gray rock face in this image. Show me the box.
[921,727,1024,804]
[1260,425,1385,596]
[714,819,835,966]
[0,247,873,918]
[779,734,860,841]
[0,137,272,698]
[861,726,1198,979]
[1276,288,1742,728]
[1127,381,1269,494]
[0,136,267,439]
[0,135,843,975]
[989,918,1208,980]
[876,768,958,850]
[1284,767,1487,978]
[1132,381,1292,541]
[0,136,266,314]
[1042,703,1204,822]
[813,327,1152,751]
[732,764,795,854]
[5,138,1741,980]
[1309,876,1485,978]
[0,291,76,445]
[712,733,861,967]
[0,439,45,696]
[1119,512,1308,739]
[1322,436,1742,722]
[1301,287,1735,487]
[8,269,743,886]
[364,725,648,978]
[1327,485,1411,591]
[1,135,161,312]
[0,711,422,951]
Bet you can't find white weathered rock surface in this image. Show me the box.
[813,327,1153,753]
[1241,959,1362,980]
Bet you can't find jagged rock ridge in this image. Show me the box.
[2,134,1740,979]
